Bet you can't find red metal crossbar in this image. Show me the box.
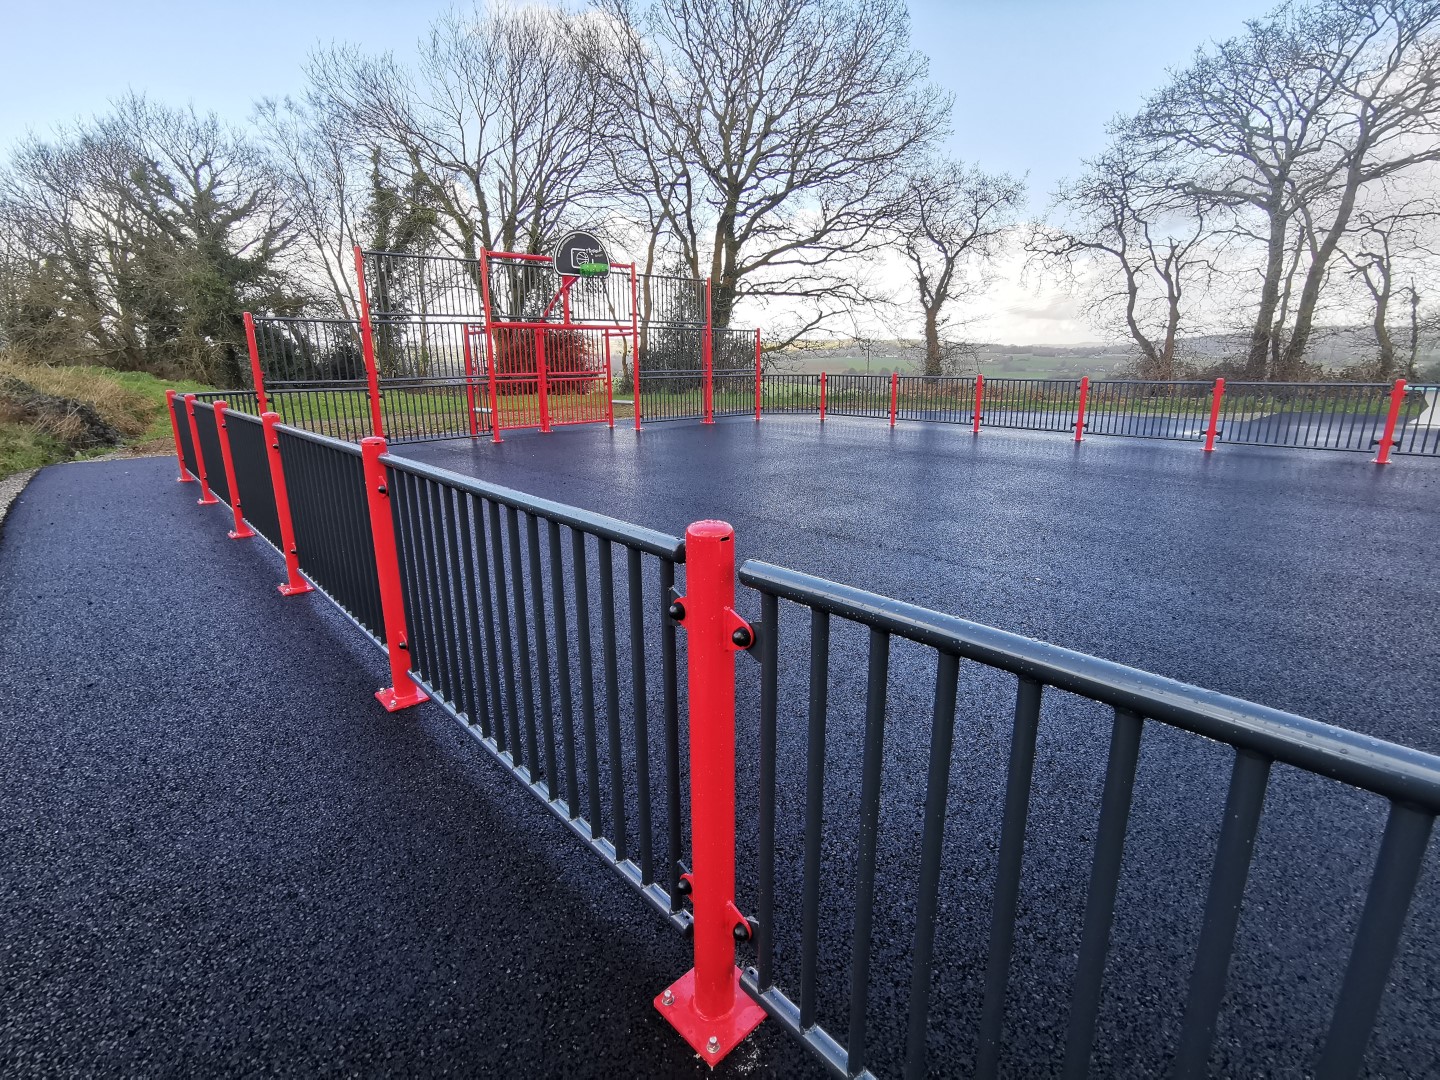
[1075,376,1089,443]
[1374,379,1407,464]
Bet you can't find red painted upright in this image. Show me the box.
[890,372,899,427]
[242,312,270,413]
[656,520,765,1065]
[353,246,386,438]
[167,389,195,482]
[819,371,827,423]
[462,325,480,439]
[632,266,643,432]
[1074,376,1089,443]
[1375,379,1408,464]
[973,373,984,435]
[261,413,313,597]
[1204,378,1225,452]
[213,402,255,540]
[185,395,219,506]
[361,436,430,712]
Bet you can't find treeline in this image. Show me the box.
[1030,0,1440,381]
[0,0,1437,386]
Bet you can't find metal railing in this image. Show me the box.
[163,390,1440,1078]
[737,560,1440,1079]
[377,452,692,928]
[760,373,1440,458]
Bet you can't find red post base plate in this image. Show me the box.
[197,495,219,506]
[376,686,429,712]
[228,528,256,540]
[277,582,314,596]
[655,967,766,1068]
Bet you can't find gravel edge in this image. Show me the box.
[0,467,39,538]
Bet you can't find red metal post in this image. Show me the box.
[185,394,219,506]
[261,413,313,597]
[242,311,269,413]
[889,371,899,428]
[1204,377,1225,453]
[166,389,195,482]
[632,265,643,432]
[703,278,714,424]
[819,371,827,423]
[213,402,255,540]
[754,328,762,422]
[479,249,504,444]
[1374,378,1407,464]
[353,245,386,438]
[656,520,766,1064]
[462,324,480,439]
[1074,376,1090,443]
[361,436,430,712]
[535,328,552,433]
[973,373,985,435]
[604,333,616,429]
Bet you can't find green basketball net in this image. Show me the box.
[577,261,610,277]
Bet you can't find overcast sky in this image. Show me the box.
[1,0,1271,344]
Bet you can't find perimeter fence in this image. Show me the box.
[757,372,1439,459]
[163,387,1440,1079]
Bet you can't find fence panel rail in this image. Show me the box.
[380,453,691,929]
[277,426,385,642]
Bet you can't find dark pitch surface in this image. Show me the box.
[0,458,818,1078]
[403,417,1440,1078]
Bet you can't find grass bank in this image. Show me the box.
[0,363,213,480]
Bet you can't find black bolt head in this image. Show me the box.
[668,601,686,622]
[731,626,753,648]
[733,920,752,942]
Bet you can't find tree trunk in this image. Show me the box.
[1277,160,1363,378]
[1247,202,1289,379]
[1373,272,1395,379]
[923,310,942,376]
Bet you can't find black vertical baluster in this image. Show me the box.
[419,478,457,705]
[902,650,961,1080]
[976,678,1043,1079]
[441,485,480,724]
[1316,803,1435,1080]
[598,539,627,861]
[660,558,683,909]
[756,591,780,990]
[573,529,604,837]
[488,499,520,759]
[390,468,431,683]
[548,520,579,816]
[846,628,891,1079]
[526,512,558,799]
[628,547,654,884]
[454,491,493,733]
[1173,748,1272,1078]
[1061,708,1145,1080]
[505,505,540,781]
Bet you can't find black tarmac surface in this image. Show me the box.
[0,458,817,1078]
[403,416,1440,1078]
[3,419,1439,1078]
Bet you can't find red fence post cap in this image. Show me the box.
[686,520,734,542]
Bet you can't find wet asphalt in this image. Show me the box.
[2,417,1438,1078]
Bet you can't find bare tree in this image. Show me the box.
[1124,0,1440,378]
[307,4,607,262]
[893,160,1022,376]
[587,0,949,338]
[1339,196,1439,375]
[254,97,368,318]
[1030,151,1212,380]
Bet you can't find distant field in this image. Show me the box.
[784,350,1134,379]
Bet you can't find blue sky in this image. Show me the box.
[1,0,1274,342]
